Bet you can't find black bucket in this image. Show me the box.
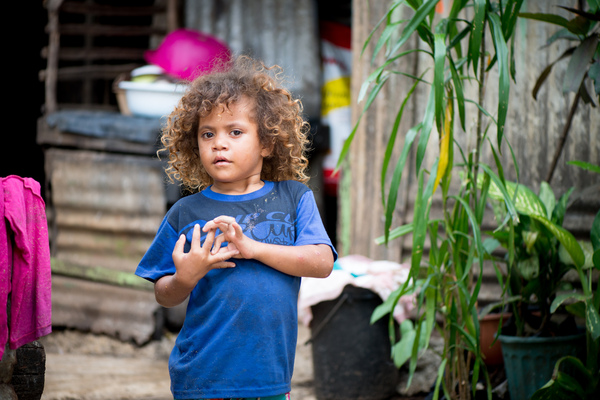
[309,284,399,400]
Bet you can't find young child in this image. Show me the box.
[135,55,336,400]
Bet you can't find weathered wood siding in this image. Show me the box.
[43,147,166,343]
[343,0,599,266]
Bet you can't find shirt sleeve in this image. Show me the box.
[135,215,179,283]
[294,190,338,261]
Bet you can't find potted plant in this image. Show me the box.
[337,1,526,399]
[483,174,599,399]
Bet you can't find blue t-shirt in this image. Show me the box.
[135,180,336,399]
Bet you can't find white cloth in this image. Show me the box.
[298,255,415,326]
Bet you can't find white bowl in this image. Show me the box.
[118,80,188,118]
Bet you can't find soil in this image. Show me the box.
[38,324,428,400]
[38,324,318,400]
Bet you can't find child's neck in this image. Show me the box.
[210,179,265,195]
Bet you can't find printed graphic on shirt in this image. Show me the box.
[183,210,295,247]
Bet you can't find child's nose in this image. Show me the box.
[213,133,229,149]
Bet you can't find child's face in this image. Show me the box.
[197,97,270,194]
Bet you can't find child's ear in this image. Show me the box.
[260,142,273,158]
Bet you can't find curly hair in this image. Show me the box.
[159,55,311,192]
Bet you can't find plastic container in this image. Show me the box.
[117,80,187,118]
[144,28,231,81]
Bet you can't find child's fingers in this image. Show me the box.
[190,224,202,249]
[201,227,216,251]
[172,234,186,258]
[210,248,239,266]
[211,233,225,254]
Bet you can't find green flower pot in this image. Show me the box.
[499,332,585,400]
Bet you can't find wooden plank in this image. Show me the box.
[55,23,167,37]
[39,63,143,81]
[51,259,154,292]
[59,2,168,17]
[36,116,160,155]
[41,46,146,61]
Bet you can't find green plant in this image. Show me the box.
[483,160,599,399]
[338,1,526,399]
[485,179,593,337]
[519,2,599,183]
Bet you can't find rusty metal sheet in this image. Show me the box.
[51,275,159,345]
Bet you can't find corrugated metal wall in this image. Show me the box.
[184,0,322,120]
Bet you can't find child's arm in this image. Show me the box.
[203,216,334,278]
[154,224,239,308]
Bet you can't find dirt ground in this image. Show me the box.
[39,324,318,400]
[38,323,432,400]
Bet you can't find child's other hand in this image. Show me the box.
[172,224,239,287]
[203,216,254,259]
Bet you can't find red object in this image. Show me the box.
[323,168,339,197]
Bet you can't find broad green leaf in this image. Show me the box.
[539,181,556,219]
[361,0,404,57]
[381,73,425,206]
[565,301,586,318]
[485,177,546,219]
[563,34,599,94]
[550,292,588,313]
[373,21,404,62]
[384,124,421,243]
[559,241,595,269]
[590,57,600,97]
[388,0,439,59]
[518,12,569,28]
[565,15,591,36]
[478,164,520,221]
[371,280,414,323]
[433,94,453,194]
[410,159,438,278]
[567,160,600,174]
[553,187,574,227]
[451,195,485,284]
[530,214,585,268]
[587,0,600,13]
[336,74,388,171]
[531,356,592,400]
[517,255,540,280]
[586,301,600,340]
[432,359,448,400]
[392,320,417,368]
[468,0,486,76]
[416,85,435,174]
[448,56,466,131]
[433,33,446,134]
[375,223,414,244]
[532,48,576,100]
[488,13,510,150]
[501,0,526,41]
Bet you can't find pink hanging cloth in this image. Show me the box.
[1,175,52,359]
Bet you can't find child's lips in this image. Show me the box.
[213,156,231,165]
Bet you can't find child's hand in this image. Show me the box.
[172,224,239,287]
[203,216,254,259]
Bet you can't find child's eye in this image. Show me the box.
[201,131,214,139]
[230,130,243,136]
